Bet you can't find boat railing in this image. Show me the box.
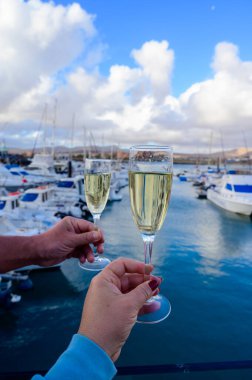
[1,360,252,379]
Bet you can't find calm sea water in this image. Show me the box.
[1,166,252,379]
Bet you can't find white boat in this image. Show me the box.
[54,175,85,202]
[19,180,90,219]
[0,164,29,191]
[0,191,59,233]
[207,174,252,216]
[179,167,202,182]
[51,176,91,218]
[7,165,50,186]
[24,153,59,183]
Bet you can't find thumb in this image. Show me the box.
[126,278,160,310]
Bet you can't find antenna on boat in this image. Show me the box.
[43,103,48,155]
[89,131,97,158]
[242,130,251,173]
[83,126,87,162]
[70,113,75,161]
[51,98,57,159]
[208,130,213,167]
[32,103,47,157]
[220,130,227,173]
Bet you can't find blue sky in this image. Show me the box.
[51,0,252,96]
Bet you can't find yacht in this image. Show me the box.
[207,174,252,216]
[7,165,50,186]
[0,164,29,191]
[24,153,59,183]
[0,191,58,233]
[19,182,90,219]
[179,167,202,182]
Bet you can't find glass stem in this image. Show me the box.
[142,234,155,280]
[93,214,101,259]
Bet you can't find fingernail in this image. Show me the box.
[148,279,159,291]
[153,288,159,296]
[92,231,100,241]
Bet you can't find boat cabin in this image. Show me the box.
[223,175,252,195]
[56,176,84,198]
[0,194,20,215]
[19,187,54,208]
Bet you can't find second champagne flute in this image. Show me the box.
[79,159,111,271]
[129,145,173,323]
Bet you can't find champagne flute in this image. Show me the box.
[129,145,173,323]
[79,159,111,271]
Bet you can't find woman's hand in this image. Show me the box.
[78,258,161,362]
[34,216,104,267]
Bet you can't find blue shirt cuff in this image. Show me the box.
[32,334,117,380]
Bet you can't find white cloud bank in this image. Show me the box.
[0,0,252,152]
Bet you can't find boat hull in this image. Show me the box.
[207,189,252,216]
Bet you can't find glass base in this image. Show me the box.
[79,256,111,272]
[137,294,171,324]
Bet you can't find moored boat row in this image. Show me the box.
[178,166,252,218]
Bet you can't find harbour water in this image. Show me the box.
[1,167,252,379]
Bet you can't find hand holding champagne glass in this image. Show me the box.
[79,159,111,271]
[129,145,173,323]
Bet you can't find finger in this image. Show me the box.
[96,245,104,254]
[105,258,153,279]
[73,230,104,247]
[86,250,95,263]
[121,275,161,294]
[67,217,105,237]
[121,273,159,293]
[77,247,94,264]
[71,245,92,259]
[125,277,162,309]
[79,255,86,264]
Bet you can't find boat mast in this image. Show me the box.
[43,103,48,155]
[32,104,47,157]
[242,130,251,173]
[83,126,87,162]
[208,130,213,167]
[220,130,227,173]
[70,113,75,161]
[51,98,57,159]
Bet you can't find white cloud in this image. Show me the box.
[0,0,96,113]
[0,1,252,152]
[181,42,252,130]
[132,40,174,102]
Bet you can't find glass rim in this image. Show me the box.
[129,144,173,151]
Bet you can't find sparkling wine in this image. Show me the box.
[129,171,172,235]
[84,173,111,215]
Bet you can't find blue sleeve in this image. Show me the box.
[32,334,117,380]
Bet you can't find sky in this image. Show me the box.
[0,0,252,152]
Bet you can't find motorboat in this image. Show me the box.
[6,164,50,186]
[19,181,90,220]
[0,191,59,233]
[24,153,59,183]
[0,164,29,191]
[178,167,202,182]
[207,174,252,216]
